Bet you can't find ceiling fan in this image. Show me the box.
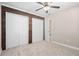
[35,2,60,13]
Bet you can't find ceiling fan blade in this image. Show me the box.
[44,2,48,5]
[37,2,44,6]
[50,6,60,8]
[35,7,44,11]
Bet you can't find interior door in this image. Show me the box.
[32,18,43,43]
[6,12,29,49]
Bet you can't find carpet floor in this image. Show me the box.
[1,41,79,56]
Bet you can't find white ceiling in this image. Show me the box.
[1,2,79,17]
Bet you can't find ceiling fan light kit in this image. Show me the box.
[43,6,50,11]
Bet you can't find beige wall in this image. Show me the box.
[51,7,79,48]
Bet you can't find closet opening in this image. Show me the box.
[1,5,45,50]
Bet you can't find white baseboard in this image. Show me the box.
[0,49,2,55]
[52,41,79,51]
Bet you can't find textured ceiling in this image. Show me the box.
[1,2,79,17]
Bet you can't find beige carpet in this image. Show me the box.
[1,41,79,56]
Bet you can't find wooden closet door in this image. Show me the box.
[32,18,43,43]
[6,12,29,49]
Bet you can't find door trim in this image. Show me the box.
[1,5,45,50]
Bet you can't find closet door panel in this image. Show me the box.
[32,18,43,43]
[6,12,29,49]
